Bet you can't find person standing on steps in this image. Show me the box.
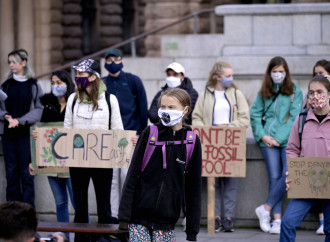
[192,61,250,233]
[148,62,198,125]
[29,70,76,240]
[0,49,43,207]
[64,59,124,242]
[250,56,303,234]
[103,48,146,222]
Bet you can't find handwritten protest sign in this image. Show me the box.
[34,127,136,169]
[287,157,330,199]
[192,126,246,177]
[30,122,70,176]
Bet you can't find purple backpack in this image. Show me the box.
[141,125,196,172]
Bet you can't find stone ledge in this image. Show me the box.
[215,3,330,16]
[223,46,307,56]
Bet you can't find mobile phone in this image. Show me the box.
[40,238,55,242]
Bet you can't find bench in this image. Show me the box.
[37,221,126,234]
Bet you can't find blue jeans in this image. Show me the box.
[280,199,330,242]
[48,176,75,241]
[261,147,287,215]
[48,176,75,222]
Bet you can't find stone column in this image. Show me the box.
[33,0,63,81]
[99,0,123,49]
[62,0,83,63]
[0,0,14,79]
[18,0,35,66]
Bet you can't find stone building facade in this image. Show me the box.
[0,0,328,79]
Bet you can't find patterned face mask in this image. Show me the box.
[271,72,286,84]
[75,77,90,90]
[51,84,67,98]
[308,93,328,109]
[158,107,187,127]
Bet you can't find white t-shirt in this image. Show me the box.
[213,90,230,125]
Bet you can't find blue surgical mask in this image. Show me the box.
[51,85,67,98]
[221,77,233,88]
[104,62,123,74]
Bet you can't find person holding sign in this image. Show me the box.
[303,59,330,235]
[192,61,250,232]
[250,56,303,234]
[280,75,330,242]
[64,59,124,242]
[29,70,76,240]
[118,88,202,241]
[0,49,43,207]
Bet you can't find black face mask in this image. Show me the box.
[104,62,123,74]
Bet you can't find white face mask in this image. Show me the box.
[158,107,186,127]
[166,76,181,88]
[271,72,286,84]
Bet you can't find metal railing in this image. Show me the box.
[36,8,213,80]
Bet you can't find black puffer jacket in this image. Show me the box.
[148,77,199,125]
[118,123,202,241]
[40,93,66,122]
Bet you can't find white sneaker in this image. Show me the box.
[182,217,186,232]
[316,224,325,235]
[255,205,271,232]
[269,220,281,234]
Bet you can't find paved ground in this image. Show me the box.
[39,226,326,241]
[174,227,325,242]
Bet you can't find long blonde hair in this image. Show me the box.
[206,61,237,89]
[6,49,35,79]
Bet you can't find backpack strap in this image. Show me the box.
[141,125,158,172]
[141,125,196,172]
[71,93,77,113]
[185,130,196,170]
[105,92,111,130]
[298,108,309,146]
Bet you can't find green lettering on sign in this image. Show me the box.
[165,42,179,50]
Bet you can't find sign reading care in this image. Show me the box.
[192,126,246,177]
[287,157,330,199]
[35,127,136,169]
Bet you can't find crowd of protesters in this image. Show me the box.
[0,48,329,242]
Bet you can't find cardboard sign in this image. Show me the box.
[192,126,246,177]
[287,157,330,199]
[35,127,136,169]
[30,122,70,176]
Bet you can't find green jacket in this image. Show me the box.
[192,86,250,128]
[250,82,303,147]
